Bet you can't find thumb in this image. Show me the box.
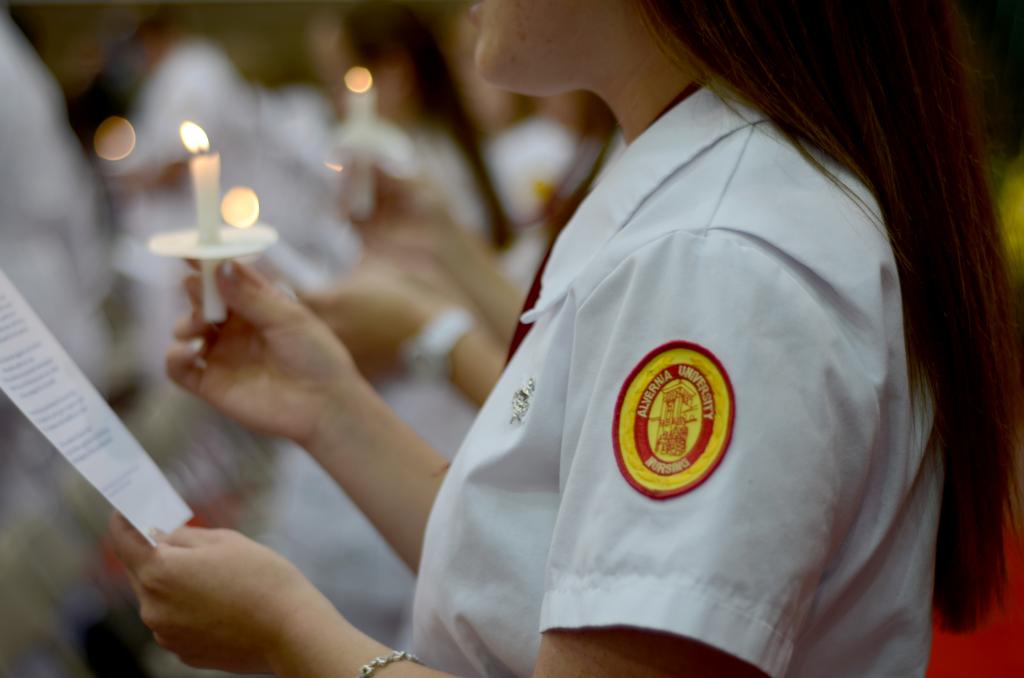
[163,526,222,548]
[217,261,303,329]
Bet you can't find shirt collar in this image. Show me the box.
[521,89,763,323]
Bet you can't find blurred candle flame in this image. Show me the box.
[179,120,210,154]
[344,66,373,94]
[220,186,260,229]
[94,116,136,161]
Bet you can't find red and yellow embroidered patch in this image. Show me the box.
[613,342,735,499]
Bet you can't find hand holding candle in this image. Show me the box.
[147,121,278,324]
[331,65,418,219]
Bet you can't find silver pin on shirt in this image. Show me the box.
[510,378,536,424]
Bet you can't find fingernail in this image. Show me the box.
[276,281,298,301]
[220,261,235,280]
[149,527,169,544]
[188,338,205,355]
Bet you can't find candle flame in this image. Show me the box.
[344,66,373,94]
[94,116,136,161]
[220,186,260,229]
[179,120,210,153]
[324,161,344,173]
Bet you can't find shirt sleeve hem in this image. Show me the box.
[539,573,793,678]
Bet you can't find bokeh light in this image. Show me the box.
[344,66,373,93]
[220,186,260,228]
[93,116,136,161]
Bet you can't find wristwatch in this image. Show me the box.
[400,308,475,381]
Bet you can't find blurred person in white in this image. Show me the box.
[338,2,512,246]
[322,2,496,483]
[0,7,112,527]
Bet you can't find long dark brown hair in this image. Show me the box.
[638,0,1022,631]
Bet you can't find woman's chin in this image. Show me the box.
[474,47,547,96]
[473,40,506,88]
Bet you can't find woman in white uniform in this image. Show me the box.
[109,1,1021,676]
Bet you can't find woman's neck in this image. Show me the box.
[585,14,698,142]
[602,59,696,142]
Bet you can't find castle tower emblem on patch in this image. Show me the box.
[651,381,701,458]
[613,342,735,499]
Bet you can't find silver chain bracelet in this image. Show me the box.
[357,650,423,677]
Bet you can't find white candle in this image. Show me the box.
[343,66,376,220]
[180,121,226,323]
[190,153,221,245]
[347,86,377,123]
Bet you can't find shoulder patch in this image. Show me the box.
[613,341,735,499]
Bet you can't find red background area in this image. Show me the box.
[926,536,1024,677]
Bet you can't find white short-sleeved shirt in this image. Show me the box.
[412,89,940,678]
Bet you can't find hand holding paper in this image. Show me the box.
[107,514,337,675]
